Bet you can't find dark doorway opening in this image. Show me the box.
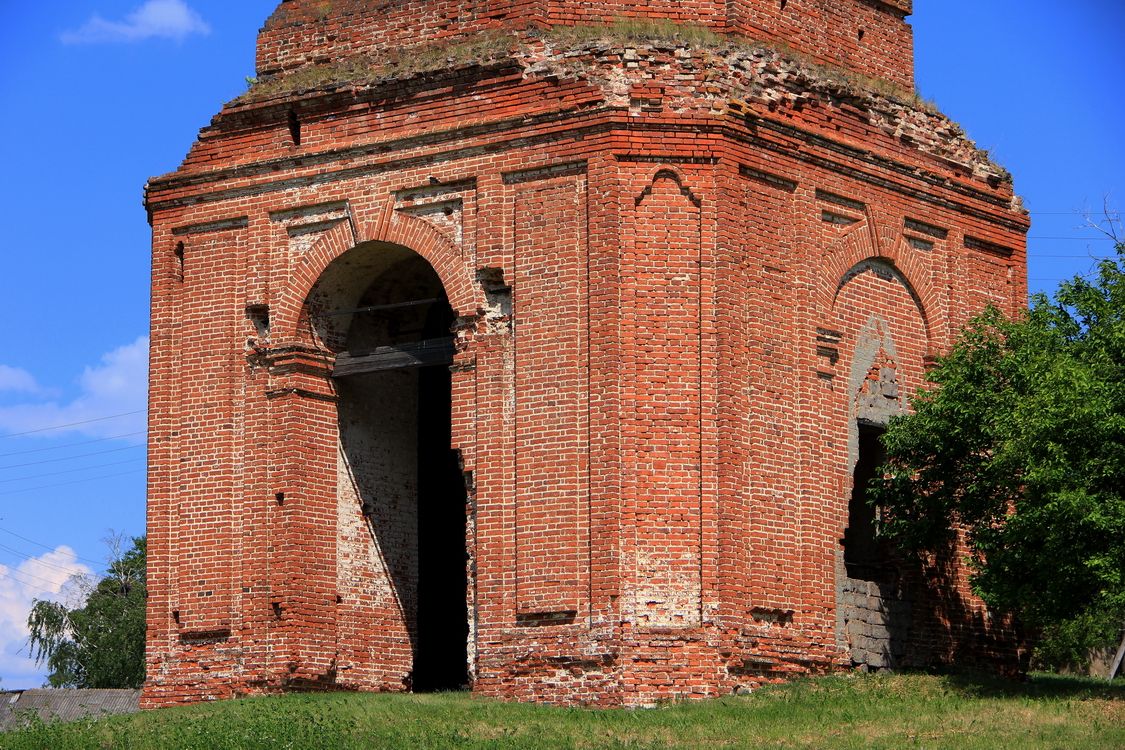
[843,422,888,582]
[413,359,470,692]
[324,245,469,693]
[412,293,469,692]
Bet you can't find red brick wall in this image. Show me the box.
[144,3,1025,708]
[512,170,589,617]
[624,169,704,629]
[728,0,914,88]
[255,0,914,88]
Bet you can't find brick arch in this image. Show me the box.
[831,256,934,350]
[634,165,703,208]
[819,217,938,349]
[274,205,483,342]
[886,231,948,350]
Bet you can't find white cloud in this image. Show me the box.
[0,336,148,441]
[61,0,211,44]
[0,548,92,688]
[0,366,40,394]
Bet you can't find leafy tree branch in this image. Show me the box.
[26,535,146,689]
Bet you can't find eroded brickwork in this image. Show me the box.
[145,0,1028,708]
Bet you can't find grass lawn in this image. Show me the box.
[1,672,1121,749]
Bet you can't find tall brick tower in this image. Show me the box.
[144,0,1028,707]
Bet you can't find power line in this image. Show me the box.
[0,410,144,439]
[0,528,105,567]
[0,457,145,485]
[0,469,145,497]
[0,542,100,574]
[0,444,143,471]
[0,431,145,459]
[0,555,91,589]
[0,561,89,591]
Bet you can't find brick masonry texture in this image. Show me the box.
[144,0,1029,708]
[257,0,915,88]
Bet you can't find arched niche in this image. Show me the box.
[830,257,928,671]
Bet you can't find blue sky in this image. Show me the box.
[0,1,1120,688]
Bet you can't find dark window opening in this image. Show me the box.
[287,108,301,147]
[246,304,270,338]
[844,423,889,581]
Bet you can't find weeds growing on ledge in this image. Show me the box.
[238,19,934,116]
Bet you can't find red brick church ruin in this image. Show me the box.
[144,0,1028,707]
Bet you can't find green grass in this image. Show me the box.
[238,30,517,102]
[3,672,1121,749]
[541,17,726,48]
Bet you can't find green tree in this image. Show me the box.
[27,535,146,688]
[872,241,1125,677]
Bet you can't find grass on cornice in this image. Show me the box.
[239,19,935,116]
[539,17,726,48]
[238,29,517,103]
[538,20,935,113]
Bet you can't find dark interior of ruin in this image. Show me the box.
[413,359,470,692]
[844,423,889,582]
[334,249,469,692]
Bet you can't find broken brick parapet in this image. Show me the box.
[256,1,914,89]
[154,33,1014,221]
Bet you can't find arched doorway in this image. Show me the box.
[307,241,470,692]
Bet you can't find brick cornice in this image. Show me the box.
[147,114,1025,236]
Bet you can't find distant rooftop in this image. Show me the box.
[0,689,140,732]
